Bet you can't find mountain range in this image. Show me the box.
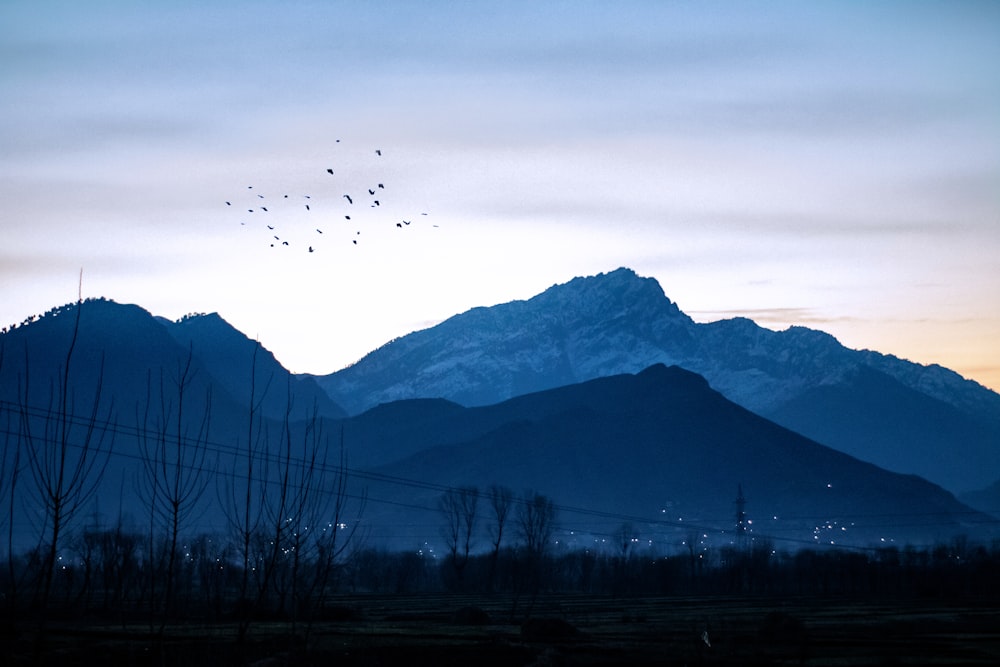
[314,268,1000,496]
[347,363,992,551]
[1,269,997,554]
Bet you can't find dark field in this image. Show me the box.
[4,594,999,666]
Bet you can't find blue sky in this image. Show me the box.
[2,1,998,389]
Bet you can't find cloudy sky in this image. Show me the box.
[2,1,998,390]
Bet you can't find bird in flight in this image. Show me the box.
[226,142,430,254]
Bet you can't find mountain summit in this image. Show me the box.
[316,268,1000,494]
[0,298,346,427]
[317,268,697,412]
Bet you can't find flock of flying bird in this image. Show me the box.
[225,145,431,253]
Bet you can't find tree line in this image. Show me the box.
[3,517,1000,618]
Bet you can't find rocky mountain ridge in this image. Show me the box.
[315,268,1000,494]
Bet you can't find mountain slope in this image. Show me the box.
[315,268,1000,493]
[164,311,345,422]
[351,365,993,551]
[0,299,347,550]
[317,269,697,413]
[0,299,345,426]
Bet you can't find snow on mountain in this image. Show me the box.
[314,267,891,415]
[315,267,1000,494]
[316,269,696,413]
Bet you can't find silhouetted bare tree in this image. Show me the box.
[611,522,640,594]
[304,426,366,631]
[614,522,639,561]
[517,490,556,561]
[137,345,214,631]
[438,485,478,590]
[220,340,273,647]
[512,490,557,615]
[255,382,301,618]
[270,409,366,647]
[486,484,513,592]
[18,298,115,621]
[93,509,142,622]
[0,343,25,610]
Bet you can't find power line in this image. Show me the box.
[2,398,997,553]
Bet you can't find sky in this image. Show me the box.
[2,1,998,391]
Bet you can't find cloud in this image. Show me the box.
[0,253,66,279]
[687,307,862,328]
[684,88,969,139]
